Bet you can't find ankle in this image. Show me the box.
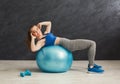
[89,65,94,68]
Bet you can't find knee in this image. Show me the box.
[90,40,96,47]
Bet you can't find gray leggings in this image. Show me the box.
[59,38,96,66]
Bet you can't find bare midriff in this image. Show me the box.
[55,37,60,45]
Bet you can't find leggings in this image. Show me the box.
[59,38,96,66]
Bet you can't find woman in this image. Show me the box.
[27,21,104,73]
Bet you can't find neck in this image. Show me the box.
[36,36,41,40]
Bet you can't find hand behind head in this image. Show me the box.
[31,33,36,39]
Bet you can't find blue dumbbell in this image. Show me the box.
[20,69,32,77]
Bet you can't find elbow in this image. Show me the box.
[31,49,36,53]
[31,48,37,52]
[30,47,41,52]
[48,21,51,23]
[47,21,51,25]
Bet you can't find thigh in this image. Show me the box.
[69,39,92,51]
[59,38,71,50]
[59,38,92,51]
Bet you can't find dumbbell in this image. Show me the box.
[20,69,32,77]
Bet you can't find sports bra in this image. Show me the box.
[44,33,56,47]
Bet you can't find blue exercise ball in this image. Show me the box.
[36,45,73,73]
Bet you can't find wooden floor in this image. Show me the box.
[0,60,120,84]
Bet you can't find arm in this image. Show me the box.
[37,21,51,34]
[30,33,45,52]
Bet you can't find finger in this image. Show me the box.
[31,33,35,37]
[30,33,33,36]
[37,23,40,27]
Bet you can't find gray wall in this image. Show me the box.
[0,0,120,60]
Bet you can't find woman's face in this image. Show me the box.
[30,25,43,39]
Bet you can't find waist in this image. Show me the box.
[55,37,60,45]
